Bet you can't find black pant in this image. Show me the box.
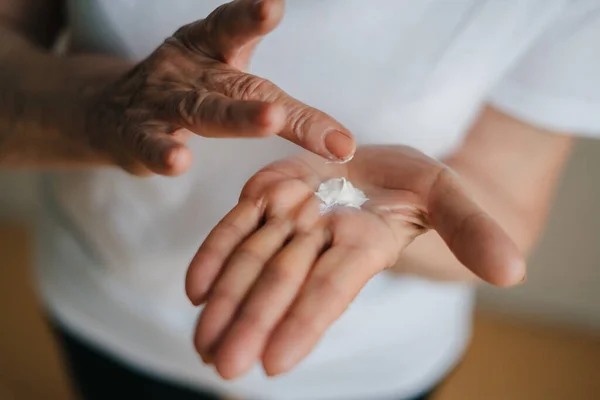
[52,324,433,400]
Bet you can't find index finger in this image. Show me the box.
[219,73,356,162]
[427,169,526,287]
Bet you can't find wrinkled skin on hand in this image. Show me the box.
[186,145,525,380]
[84,0,354,176]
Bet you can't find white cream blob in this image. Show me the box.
[315,177,368,214]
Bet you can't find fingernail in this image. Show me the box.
[326,153,354,165]
[324,130,355,161]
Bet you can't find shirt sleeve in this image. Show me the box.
[488,0,600,137]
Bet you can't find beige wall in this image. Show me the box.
[2,138,600,329]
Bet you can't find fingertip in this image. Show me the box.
[185,266,208,306]
[214,357,239,380]
[254,0,285,31]
[146,143,192,176]
[214,340,256,380]
[459,216,527,287]
[261,325,308,377]
[492,255,527,288]
[199,351,213,365]
[257,102,286,134]
[261,344,295,377]
[428,174,527,289]
[185,248,223,306]
[163,145,192,176]
[324,129,356,161]
[193,326,209,362]
[193,311,215,361]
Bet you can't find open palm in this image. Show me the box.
[186,145,524,380]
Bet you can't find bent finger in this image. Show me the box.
[161,91,286,138]
[122,123,192,176]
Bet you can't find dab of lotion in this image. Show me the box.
[315,177,368,214]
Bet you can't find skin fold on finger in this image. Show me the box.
[160,91,287,138]
[262,244,387,376]
[213,227,329,380]
[281,102,356,162]
[194,217,294,361]
[186,200,263,305]
[427,168,526,286]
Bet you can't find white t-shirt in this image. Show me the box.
[34,1,600,399]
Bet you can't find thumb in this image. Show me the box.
[427,168,526,287]
[177,0,284,70]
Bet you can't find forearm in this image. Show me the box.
[0,24,131,167]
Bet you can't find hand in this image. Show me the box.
[186,145,525,379]
[83,0,354,176]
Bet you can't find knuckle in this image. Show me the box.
[262,262,297,287]
[216,219,248,244]
[266,217,294,237]
[240,182,266,204]
[228,74,278,101]
[208,286,239,310]
[202,67,236,91]
[177,90,207,127]
[129,126,152,154]
[263,180,312,218]
[237,306,270,333]
[287,105,317,141]
[266,179,310,204]
[232,246,266,267]
[265,184,288,205]
[192,245,223,270]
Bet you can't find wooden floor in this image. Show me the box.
[1,224,599,400]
